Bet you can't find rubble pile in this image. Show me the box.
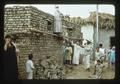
[34,56,66,79]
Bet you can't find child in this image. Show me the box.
[94,47,100,65]
[26,54,35,79]
[93,60,104,79]
[66,43,73,65]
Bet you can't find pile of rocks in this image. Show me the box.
[34,56,66,79]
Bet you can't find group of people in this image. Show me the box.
[62,39,93,71]
[3,34,115,80]
[62,39,115,79]
[94,44,115,71]
[92,44,115,79]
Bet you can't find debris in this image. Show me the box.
[34,56,66,79]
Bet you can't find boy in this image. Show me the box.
[93,60,104,79]
[66,42,73,64]
[26,54,35,79]
[99,44,106,62]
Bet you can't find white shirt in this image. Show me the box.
[26,60,34,73]
[72,44,81,64]
[99,48,105,57]
[54,8,62,33]
[95,51,100,60]
[84,45,91,56]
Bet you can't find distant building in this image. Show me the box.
[81,24,94,46]
[71,12,115,49]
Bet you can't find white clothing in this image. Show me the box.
[85,55,90,69]
[26,60,34,79]
[72,44,81,65]
[84,45,91,69]
[27,72,33,79]
[95,52,100,60]
[54,7,62,33]
[84,45,91,56]
[80,47,85,55]
[99,48,105,57]
[82,47,86,64]
[94,52,100,65]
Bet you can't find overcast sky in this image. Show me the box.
[5,4,115,18]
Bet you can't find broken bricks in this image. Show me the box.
[34,56,66,79]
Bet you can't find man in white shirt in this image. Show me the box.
[54,6,62,33]
[71,41,81,65]
[99,44,106,62]
[84,43,91,71]
[26,54,35,79]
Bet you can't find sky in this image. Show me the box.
[5,4,115,18]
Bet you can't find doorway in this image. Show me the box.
[110,36,115,47]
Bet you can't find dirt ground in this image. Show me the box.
[65,62,115,79]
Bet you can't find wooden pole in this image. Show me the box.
[96,4,99,47]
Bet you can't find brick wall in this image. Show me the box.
[4,6,83,79]
[14,33,62,79]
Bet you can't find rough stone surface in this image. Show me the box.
[34,56,66,79]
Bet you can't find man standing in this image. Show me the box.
[99,44,106,63]
[54,6,62,33]
[84,43,91,71]
[109,46,115,71]
[71,41,81,65]
[107,45,112,68]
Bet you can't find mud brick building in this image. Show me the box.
[4,6,83,79]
